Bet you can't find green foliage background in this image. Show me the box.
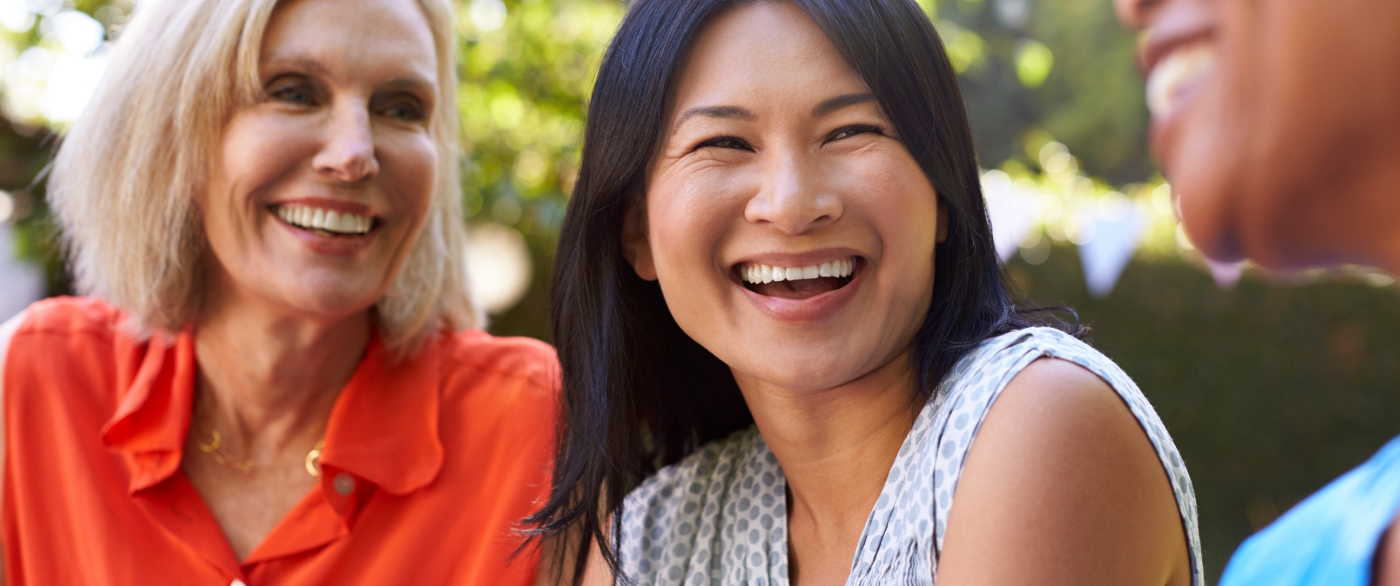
[4,0,1399,582]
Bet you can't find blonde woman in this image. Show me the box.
[0,0,556,583]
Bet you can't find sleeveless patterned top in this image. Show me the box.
[615,327,1203,585]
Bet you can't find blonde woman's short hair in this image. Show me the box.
[48,0,481,356]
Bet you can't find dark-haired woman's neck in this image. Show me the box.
[734,349,920,585]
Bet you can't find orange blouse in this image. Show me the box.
[2,297,559,585]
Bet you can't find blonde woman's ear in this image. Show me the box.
[620,199,658,281]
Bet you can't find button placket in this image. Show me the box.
[332,472,356,496]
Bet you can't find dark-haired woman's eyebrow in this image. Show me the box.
[672,105,755,135]
[811,93,876,118]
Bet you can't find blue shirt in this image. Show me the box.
[1220,435,1400,585]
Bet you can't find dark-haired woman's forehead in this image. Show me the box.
[663,1,883,139]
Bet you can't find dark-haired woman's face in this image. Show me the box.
[625,1,946,393]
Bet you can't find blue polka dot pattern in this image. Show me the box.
[617,328,1203,585]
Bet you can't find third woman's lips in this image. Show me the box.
[1145,42,1218,123]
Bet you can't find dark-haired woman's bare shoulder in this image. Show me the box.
[935,357,1192,586]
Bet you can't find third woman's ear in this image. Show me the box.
[621,197,659,281]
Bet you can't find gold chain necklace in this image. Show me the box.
[196,428,325,477]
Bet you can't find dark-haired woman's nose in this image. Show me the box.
[744,153,842,235]
[313,105,380,184]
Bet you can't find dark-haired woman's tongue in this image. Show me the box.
[753,277,845,300]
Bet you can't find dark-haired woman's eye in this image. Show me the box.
[268,77,317,106]
[699,136,751,151]
[828,124,883,142]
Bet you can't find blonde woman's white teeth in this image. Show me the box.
[800,266,817,279]
[782,267,797,280]
[818,262,833,277]
[275,205,373,234]
[772,266,786,282]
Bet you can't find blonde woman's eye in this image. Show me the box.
[268,79,317,106]
[385,101,426,122]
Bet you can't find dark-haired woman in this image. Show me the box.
[532,1,1201,584]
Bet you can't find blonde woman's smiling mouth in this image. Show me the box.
[269,198,383,255]
[272,202,377,236]
[731,253,865,321]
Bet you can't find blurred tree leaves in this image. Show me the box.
[452,0,623,338]
[456,0,621,233]
[931,0,1154,183]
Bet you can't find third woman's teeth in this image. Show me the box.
[274,205,372,235]
[740,259,855,285]
[1145,43,1217,120]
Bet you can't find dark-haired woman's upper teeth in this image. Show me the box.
[740,258,854,285]
[275,204,372,235]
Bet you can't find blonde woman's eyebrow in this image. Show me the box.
[260,56,332,79]
[378,77,438,97]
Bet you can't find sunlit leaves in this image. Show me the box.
[1014,39,1053,88]
[934,20,987,74]
[456,0,622,229]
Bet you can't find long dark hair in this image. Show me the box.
[527,0,1082,581]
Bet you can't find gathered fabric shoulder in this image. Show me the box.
[616,326,1203,586]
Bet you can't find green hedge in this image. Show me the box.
[1006,247,1400,581]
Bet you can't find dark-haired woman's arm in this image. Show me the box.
[935,358,1191,586]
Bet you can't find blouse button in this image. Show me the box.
[231,580,246,586]
[333,472,356,496]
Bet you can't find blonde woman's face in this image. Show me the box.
[201,0,438,319]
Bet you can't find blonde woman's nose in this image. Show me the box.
[744,153,842,235]
[313,104,380,184]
